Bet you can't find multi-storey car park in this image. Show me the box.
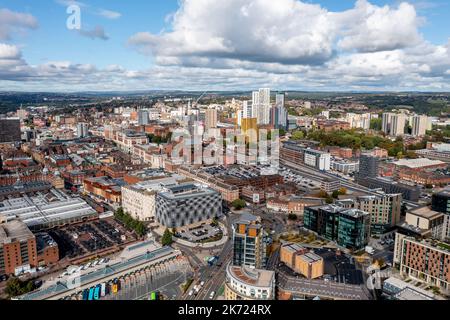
[14,240,184,300]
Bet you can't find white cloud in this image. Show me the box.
[335,0,422,52]
[1,0,450,92]
[0,8,38,40]
[129,0,335,66]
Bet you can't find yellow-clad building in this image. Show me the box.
[294,252,324,280]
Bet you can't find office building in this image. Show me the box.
[358,177,421,202]
[357,154,380,182]
[304,149,331,171]
[296,252,324,280]
[205,109,218,130]
[280,243,324,279]
[320,179,340,193]
[304,205,370,250]
[138,110,149,125]
[394,235,450,291]
[405,206,445,240]
[0,220,37,275]
[0,221,59,276]
[76,122,89,138]
[412,115,429,137]
[155,183,222,228]
[432,190,450,214]
[121,175,184,222]
[0,118,21,143]
[225,263,275,300]
[232,214,266,269]
[432,190,450,240]
[336,193,402,234]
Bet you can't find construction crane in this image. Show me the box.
[186,92,208,109]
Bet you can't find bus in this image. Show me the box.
[88,288,94,301]
[94,285,101,300]
[112,279,120,294]
[82,289,89,301]
[101,283,106,297]
[208,256,219,266]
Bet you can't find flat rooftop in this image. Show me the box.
[0,220,34,244]
[342,209,370,219]
[393,158,446,169]
[394,287,435,301]
[158,183,218,200]
[227,264,274,288]
[408,206,443,220]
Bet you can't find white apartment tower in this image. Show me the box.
[412,115,429,137]
[382,112,407,137]
[252,88,271,125]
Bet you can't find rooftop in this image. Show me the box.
[0,189,97,229]
[282,243,306,254]
[16,241,179,300]
[158,183,218,200]
[394,287,435,301]
[227,263,274,288]
[299,252,323,264]
[393,158,446,169]
[407,206,444,220]
[0,220,34,244]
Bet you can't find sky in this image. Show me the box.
[0,0,449,92]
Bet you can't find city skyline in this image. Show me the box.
[0,0,450,92]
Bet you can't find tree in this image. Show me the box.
[135,222,146,237]
[5,278,36,298]
[370,118,382,131]
[291,131,305,140]
[338,187,347,195]
[325,197,334,204]
[317,190,329,199]
[288,214,298,221]
[161,229,173,246]
[332,190,340,199]
[232,199,246,210]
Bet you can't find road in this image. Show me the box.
[278,271,371,300]
[177,213,242,300]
